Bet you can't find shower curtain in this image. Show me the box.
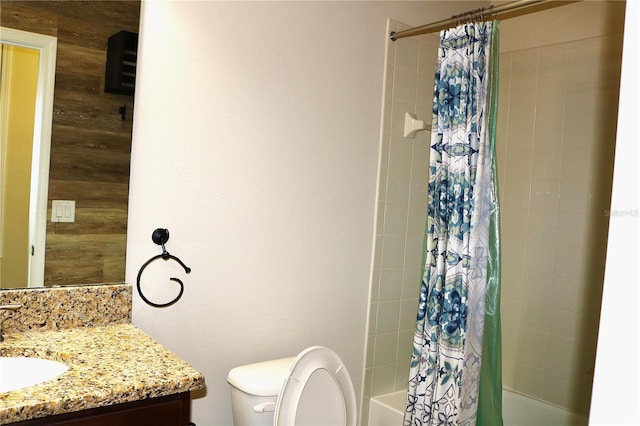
[404,21,502,426]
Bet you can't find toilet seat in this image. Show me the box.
[274,346,356,426]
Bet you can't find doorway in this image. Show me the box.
[0,27,57,288]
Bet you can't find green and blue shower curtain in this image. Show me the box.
[404,21,502,426]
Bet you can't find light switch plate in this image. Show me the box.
[51,200,75,223]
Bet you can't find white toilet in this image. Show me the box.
[227,346,357,425]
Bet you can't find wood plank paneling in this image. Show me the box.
[51,124,132,154]
[44,234,127,285]
[47,180,129,206]
[1,1,140,286]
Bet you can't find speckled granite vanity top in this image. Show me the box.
[0,284,205,424]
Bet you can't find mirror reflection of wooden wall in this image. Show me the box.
[0,1,140,286]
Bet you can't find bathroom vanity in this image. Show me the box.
[0,284,205,425]
[5,392,191,426]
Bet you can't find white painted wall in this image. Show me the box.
[590,1,640,424]
[126,2,481,424]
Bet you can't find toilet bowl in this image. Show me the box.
[227,346,356,425]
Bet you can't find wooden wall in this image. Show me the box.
[0,1,140,285]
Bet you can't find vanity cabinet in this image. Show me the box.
[0,313,204,425]
[9,392,191,426]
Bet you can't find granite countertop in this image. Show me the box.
[0,323,206,424]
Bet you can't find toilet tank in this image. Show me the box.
[227,357,295,426]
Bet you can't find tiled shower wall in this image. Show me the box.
[497,32,623,415]
[362,20,437,421]
[365,3,624,421]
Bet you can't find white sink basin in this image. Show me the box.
[0,356,69,393]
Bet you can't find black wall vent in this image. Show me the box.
[105,30,138,96]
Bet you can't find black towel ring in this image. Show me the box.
[136,228,191,308]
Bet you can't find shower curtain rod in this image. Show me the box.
[390,0,579,41]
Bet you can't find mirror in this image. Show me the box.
[0,1,140,289]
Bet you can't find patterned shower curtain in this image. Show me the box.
[404,21,502,426]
